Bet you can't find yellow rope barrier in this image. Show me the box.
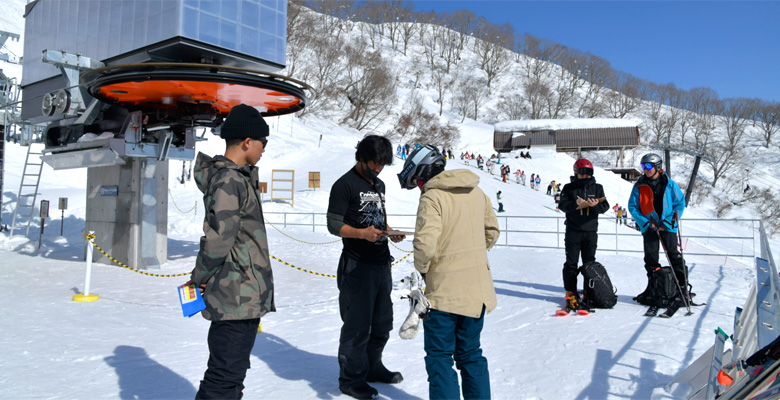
[390,241,413,253]
[168,189,198,214]
[87,224,414,279]
[86,233,192,277]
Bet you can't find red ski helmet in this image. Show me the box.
[573,158,594,176]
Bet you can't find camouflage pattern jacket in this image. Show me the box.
[191,152,275,321]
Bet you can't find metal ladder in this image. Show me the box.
[9,142,45,237]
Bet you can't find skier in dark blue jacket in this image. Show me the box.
[628,153,688,299]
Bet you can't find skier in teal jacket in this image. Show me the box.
[627,153,689,300]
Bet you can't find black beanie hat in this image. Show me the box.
[220,104,269,140]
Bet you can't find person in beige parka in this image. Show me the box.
[398,145,500,400]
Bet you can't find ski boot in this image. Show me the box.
[340,383,379,400]
[565,291,580,310]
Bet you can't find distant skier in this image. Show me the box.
[496,191,504,213]
[535,175,541,191]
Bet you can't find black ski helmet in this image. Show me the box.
[640,153,663,171]
[398,145,446,189]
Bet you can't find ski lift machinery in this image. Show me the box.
[19,0,314,269]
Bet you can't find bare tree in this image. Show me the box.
[703,138,743,188]
[688,87,719,149]
[703,98,752,187]
[661,85,685,144]
[577,54,612,117]
[397,5,419,56]
[754,100,780,147]
[519,34,554,81]
[497,90,529,121]
[379,0,404,51]
[285,0,313,79]
[605,72,642,118]
[449,9,478,52]
[354,1,382,47]
[438,25,462,74]
[521,76,550,120]
[472,18,513,90]
[341,42,398,130]
[420,16,445,70]
[430,64,456,116]
[470,79,491,121]
[451,76,486,123]
[306,0,355,40]
[391,95,460,150]
[647,83,672,144]
[297,33,344,115]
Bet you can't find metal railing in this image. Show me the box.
[264,211,760,260]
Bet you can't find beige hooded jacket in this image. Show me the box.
[413,169,500,318]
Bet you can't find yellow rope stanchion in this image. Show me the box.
[168,189,198,214]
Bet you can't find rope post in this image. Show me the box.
[73,231,100,302]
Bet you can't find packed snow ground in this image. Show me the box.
[0,114,769,400]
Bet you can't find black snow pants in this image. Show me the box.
[336,253,394,391]
[642,229,688,291]
[196,318,261,400]
[563,229,598,292]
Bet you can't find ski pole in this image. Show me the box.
[651,217,693,316]
[674,210,692,299]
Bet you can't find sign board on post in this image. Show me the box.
[39,200,50,248]
[308,172,320,190]
[258,182,267,201]
[58,197,68,236]
[40,200,50,219]
[271,169,295,208]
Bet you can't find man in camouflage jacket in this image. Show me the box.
[186,104,273,400]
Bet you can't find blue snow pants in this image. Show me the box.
[423,307,490,400]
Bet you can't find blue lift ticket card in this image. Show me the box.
[179,284,206,317]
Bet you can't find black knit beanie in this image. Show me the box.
[220,104,269,140]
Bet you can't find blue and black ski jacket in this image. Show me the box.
[628,173,685,234]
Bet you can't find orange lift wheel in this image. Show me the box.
[81,63,315,117]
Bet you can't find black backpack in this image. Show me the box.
[634,266,681,308]
[580,262,618,308]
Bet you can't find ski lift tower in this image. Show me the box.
[0,29,22,231]
[19,0,313,269]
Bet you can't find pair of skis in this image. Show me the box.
[555,305,594,316]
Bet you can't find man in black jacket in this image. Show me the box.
[557,158,610,309]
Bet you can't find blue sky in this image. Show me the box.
[414,1,779,102]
